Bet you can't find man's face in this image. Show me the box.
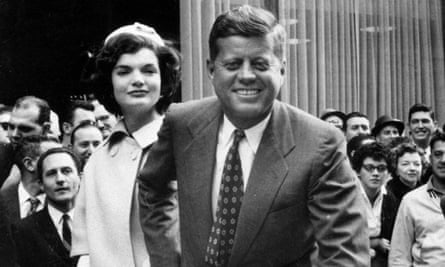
[207,34,285,129]
[409,111,436,144]
[93,104,117,139]
[358,157,389,192]
[8,106,44,144]
[345,117,370,142]
[41,152,80,210]
[376,125,400,145]
[72,108,95,128]
[324,115,344,130]
[72,126,103,167]
[0,112,11,143]
[430,140,445,181]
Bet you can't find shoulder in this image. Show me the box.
[277,101,345,141]
[0,182,18,200]
[14,209,45,230]
[400,184,428,206]
[166,96,219,120]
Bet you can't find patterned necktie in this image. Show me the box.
[62,214,71,247]
[26,198,40,217]
[205,129,245,267]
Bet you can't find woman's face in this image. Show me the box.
[396,152,422,187]
[112,47,161,115]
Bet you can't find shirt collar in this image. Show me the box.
[106,116,164,149]
[426,177,445,196]
[47,204,74,224]
[18,182,45,205]
[220,114,271,154]
[359,182,387,199]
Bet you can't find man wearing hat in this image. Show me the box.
[371,115,404,146]
[320,109,346,131]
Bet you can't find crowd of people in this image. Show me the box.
[0,4,445,267]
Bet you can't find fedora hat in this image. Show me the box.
[371,115,404,137]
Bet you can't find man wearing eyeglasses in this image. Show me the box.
[351,142,400,267]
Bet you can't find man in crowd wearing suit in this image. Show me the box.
[407,103,438,183]
[138,5,369,267]
[60,100,95,147]
[70,121,103,171]
[0,135,61,223]
[344,111,371,142]
[0,96,52,188]
[13,147,81,267]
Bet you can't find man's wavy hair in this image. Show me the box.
[92,33,181,115]
[208,5,286,61]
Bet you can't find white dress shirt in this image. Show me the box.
[18,182,45,218]
[211,114,270,218]
[47,204,74,242]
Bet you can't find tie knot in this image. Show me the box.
[62,214,70,221]
[233,129,245,144]
[28,198,40,206]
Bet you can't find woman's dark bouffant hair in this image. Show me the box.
[92,33,181,115]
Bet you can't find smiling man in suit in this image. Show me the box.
[138,5,369,267]
[13,147,81,267]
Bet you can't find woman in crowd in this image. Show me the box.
[386,143,423,202]
[71,23,180,266]
[351,142,400,267]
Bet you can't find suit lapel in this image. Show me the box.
[36,207,70,259]
[182,100,222,259]
[230,101,296,266]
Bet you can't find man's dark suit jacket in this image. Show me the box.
[0,143,14,187]
[12,207,78,267]
[0,183,20,224]
[0,197,16,266]
[138,97,370,267]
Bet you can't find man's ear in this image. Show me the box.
[42,122,52,135]
[23,157,37,172]
[279,59,286,87]
[280,59,286,75]
[62,122,72,135]
[206,59,215,79]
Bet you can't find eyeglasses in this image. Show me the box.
[362,164,388,173]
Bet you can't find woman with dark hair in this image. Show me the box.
[352,142,399,267]
[386,143,423,202]
[71,23,180,267]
